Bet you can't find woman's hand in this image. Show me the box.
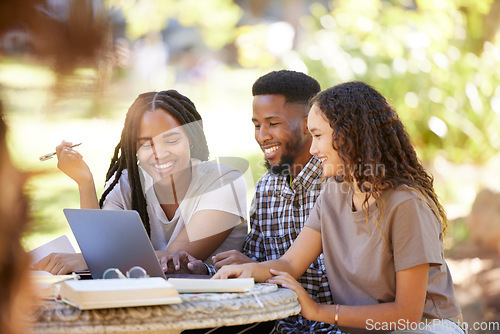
[56,140,100,209]
[56,140,93,185]
[156,250,207,274]
[212,263,258,279]
[266,269,320,321]
[32,253,87,275]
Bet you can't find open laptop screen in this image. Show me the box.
[64,209,166,280]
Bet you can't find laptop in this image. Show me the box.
[64,208,166,280]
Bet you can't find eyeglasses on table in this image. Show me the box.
[102,266,149,279]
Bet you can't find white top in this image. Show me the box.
[102,159,248,264]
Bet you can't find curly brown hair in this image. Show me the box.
[310,81,448,234]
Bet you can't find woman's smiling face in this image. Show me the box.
[307,104,344,178]
[136,108,191,184]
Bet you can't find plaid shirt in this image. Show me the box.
[243,156,342,334]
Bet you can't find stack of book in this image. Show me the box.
[32,272,254,310]
[59,277,182,309]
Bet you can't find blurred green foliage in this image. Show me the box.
[298,0,500,164]
[106,0,242,49]
[227,0,500,164]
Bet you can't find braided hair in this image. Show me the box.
[99,90,209,236]
[311,81,448,235]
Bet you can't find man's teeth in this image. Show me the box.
[320,157,327,163]
[264,146,279,154]
[155,161,174,169]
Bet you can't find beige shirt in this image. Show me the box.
[305,181,461,319]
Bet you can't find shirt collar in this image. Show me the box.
[290,155,323,191]
[273,156,323,199]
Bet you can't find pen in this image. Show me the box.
[39,143,82,161]
[54,272,81,284]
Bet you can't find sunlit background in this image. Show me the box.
[1,0,500,327]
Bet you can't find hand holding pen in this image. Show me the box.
[39,143,82,161]
[41,141,98,208]
[40,141,93,186]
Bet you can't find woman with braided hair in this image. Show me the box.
[34,90,247,275]
[215,82,464,333]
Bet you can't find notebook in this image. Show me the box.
[63,209,166,280]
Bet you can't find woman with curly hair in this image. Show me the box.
[215,82,464,333]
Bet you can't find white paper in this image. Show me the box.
[28,235,76,266]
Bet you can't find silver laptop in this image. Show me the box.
[64,208,166,280]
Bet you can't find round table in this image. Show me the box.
[32,283,300,333]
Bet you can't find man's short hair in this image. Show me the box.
[252,70,321,105]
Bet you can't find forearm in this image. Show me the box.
[313,302,422,330]
[320,264,429,330]
[215,227,320,282]
[77,179,99,209]
[248,258,296,282]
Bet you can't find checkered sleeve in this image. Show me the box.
[203,263,217,276]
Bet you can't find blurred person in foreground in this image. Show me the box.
[0,0,112,332]
[0,102,34,334]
